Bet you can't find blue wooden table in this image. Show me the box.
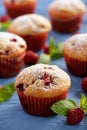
[0,0,87,130]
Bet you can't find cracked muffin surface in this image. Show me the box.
[14,64,71,98]
[8,14,52,35]
[0,32,26,57]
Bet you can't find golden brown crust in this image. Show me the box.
[63,34,87,61]
[14,64,71,98]
[48,0,86,21]
[8,14,52,35]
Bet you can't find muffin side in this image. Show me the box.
[48,0,86,33]
[3,0,37,18]
[8,14,52,51]
[63,34,87,77]
[0,32,27,77]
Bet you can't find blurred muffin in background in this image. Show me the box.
[3,0,37,18]
[14,64,71,116]
[63,34,87,77]
[8,14,52,52]
[0,32,27,77]
[48,0,86,33]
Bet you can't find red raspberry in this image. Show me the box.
[10,0,15,3]
[0,15,10,22]
[81,77,87,93]
[24,51,39,65]
[41,73,52,86]
[43,45,49,54]
[67,108,84,125]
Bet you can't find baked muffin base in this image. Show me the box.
[50,15,84,33]
[17,89,68,116]
[4,1,37,19]
[0,53,25,77]
[64,54,87,77]
[21,33,48,52]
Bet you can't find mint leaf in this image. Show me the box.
[49,37,64,59]
[38,53,51,64]
[0,83,15,102]
[0,21,11,31]
[79,94,87,113]
[50,99,77,116]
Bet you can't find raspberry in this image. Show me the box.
[0,15,10,22]
[41,73,52,86]
[24,51,39,65]
[10,0,15,3]
[67,108,84,125]
[81,77,87,93]
[43,45,49,54]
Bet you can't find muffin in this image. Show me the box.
[8,14,52,52]
[3,0,37,19]
[14,64,71,116]
[48,0,86,33]
[0,32,27,77]
[63,34,87,77]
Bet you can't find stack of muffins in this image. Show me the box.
[0,0,87,117]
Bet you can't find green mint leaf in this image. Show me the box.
[50,99,77,116]
[38,53,51,64]
[49,37,64,59]
[0,21,11,31]
[79,94,87,113]
[0,83,15,102]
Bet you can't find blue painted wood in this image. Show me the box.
[0,0,87,130]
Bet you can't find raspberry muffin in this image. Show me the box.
[48,0,86,33]
[8,14,52,52]
[0,32,27,77]
[63,34,87,77]
[3,0,37,19]
[14,64,71,116]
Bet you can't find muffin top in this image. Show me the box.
[8,14,52,35]
[14,64,71,98]
[63,34,87,61]
[48,0,86,20]
[0,32,27,57]
[3,0,36,4]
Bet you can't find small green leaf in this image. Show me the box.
[49,37,64,59]
[38,53,51,64]
[0,83,15,102]
[0,21,11,31]
[79,94,87,113]
[50,99,77,116]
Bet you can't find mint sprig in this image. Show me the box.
[49,37,64,60]
[38,53,51,64]
[50,94,87,115]
[0,21,11,31]
[80,94,87,113]
[51,99,76,116]
[0,83,15,102]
